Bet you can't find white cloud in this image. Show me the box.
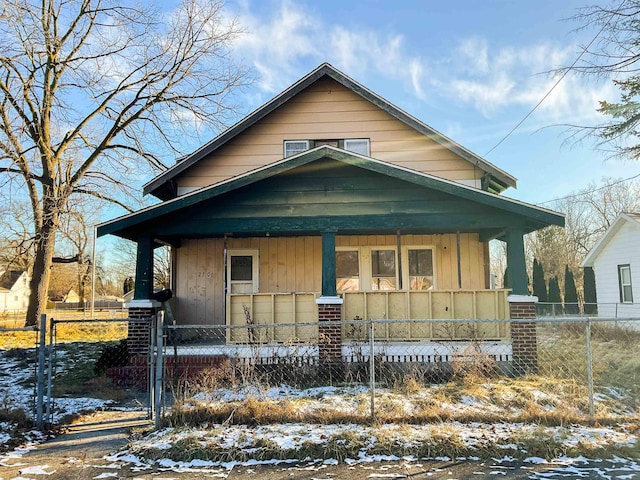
[457,37,490,74]
[228,1,611,129]
[230,1,428,100]
[444,40,612,125]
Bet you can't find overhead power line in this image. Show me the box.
[483,0,626,157]
[536,172,640,206]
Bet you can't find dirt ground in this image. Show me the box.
[0,410,634,479]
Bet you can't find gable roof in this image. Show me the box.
[0,270,25,291]
[143,63,517,200]
[582,212,640,267]
[100,146,561,240]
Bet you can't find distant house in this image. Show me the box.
[582,213,640,318]
[62,289,82,303]
[0,270,30,312]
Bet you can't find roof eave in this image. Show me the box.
[581,213,640,267]
[103,146,559,240]
[143,63,516,198]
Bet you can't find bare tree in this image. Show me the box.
[567,1,640,158]
[0,200,33,272]
[55,198,101,306]
[0,0,248,325]
[104,238,170,295]
[530,176,640,299]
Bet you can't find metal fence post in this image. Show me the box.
[369,320,375,423]
[45,318,55,424]
[36,314,47,430]
[148,314,157,420]
[154,311,165,429]
[585,318,595,422]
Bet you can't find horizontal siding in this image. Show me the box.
[592,222,640,316]
[177,78,481,190]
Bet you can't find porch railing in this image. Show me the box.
[342,290,510,341]
[227,289,510,343]
[226,293,318,343]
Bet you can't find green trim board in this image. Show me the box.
[321,231,338,297]
[134,235,155,300]
[505,227,528,296]
[99,146,563,241]
[143,63,516,200]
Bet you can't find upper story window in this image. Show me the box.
[618,264,633,303]
[284,140,311,157]
[284,139,370,157]
[344,139,370,156]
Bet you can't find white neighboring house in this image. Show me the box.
[582,212,640,318]
[0,270,30,312]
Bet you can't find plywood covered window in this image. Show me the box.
[228,250,259,294]
[618,264,633,303]
[337,250,360,292]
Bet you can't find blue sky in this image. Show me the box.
[212,0,640,206]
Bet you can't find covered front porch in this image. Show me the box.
[97,147,563,370]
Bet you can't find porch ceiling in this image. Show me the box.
[98,146,564,242]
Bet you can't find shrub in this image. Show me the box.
[94,339,129,375]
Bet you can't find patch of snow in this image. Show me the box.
[18,464,56,475]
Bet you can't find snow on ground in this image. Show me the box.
[0,346,112,457]
[112,420,637,468]
[0,347,638,476]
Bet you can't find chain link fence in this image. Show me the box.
[37,317,134,426]
[154,315,640,426]
[0,325,40,418]
[537,301,640,318]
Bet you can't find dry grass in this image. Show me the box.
[0,320,127,350]
[131,421,640,464]
[163,368,638,430]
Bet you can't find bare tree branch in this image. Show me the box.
[0,0,249,325]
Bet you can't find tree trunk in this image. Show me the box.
[24,216,58,327]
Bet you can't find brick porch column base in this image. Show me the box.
[126,300,161,357]
[316,296,343,366]
[508,295,538,375]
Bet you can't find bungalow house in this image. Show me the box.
[98,63,564,372]
[0,270,30,312]
[581,212,640,318]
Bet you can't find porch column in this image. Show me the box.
[505,227,528,295]
[321,230,337,297]
[509,295,539,375]
[505,228,538,375]
[126,234,160,359]
[317,230,342,370]
[134,234,155,300]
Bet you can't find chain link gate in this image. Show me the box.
[38,316,140,426]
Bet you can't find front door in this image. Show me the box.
[227,250,259,294]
